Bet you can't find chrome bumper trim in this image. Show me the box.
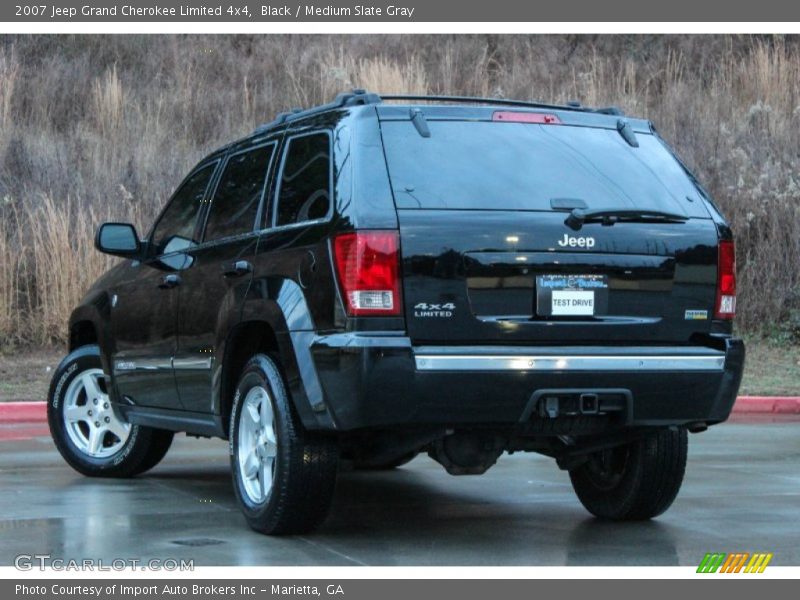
[414,354,725,372]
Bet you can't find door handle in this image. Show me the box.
[222,260,253,278]
[158,274,181,289]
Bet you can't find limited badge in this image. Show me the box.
[414,302,455,318]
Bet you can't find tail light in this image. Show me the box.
[715,240,736,320]
[333,231,402,316]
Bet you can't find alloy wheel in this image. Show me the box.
[63,368,131,458]
[237,386,278,504]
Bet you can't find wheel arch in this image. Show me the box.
[69,320,98,352]
[214,288,336,436]
[68,296,114,375]
[217,320,282,436]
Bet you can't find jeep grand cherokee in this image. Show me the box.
[48,90,745,535]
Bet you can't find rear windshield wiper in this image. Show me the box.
[565,208,689,231]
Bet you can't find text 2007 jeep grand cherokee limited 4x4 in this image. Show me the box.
[48,90,744,535]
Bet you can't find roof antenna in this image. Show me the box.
[409,108,431,138]
[616,119,639,147]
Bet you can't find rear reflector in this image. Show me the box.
[333,231,402,316]
[492,111,562,124]
[715,240,737,320]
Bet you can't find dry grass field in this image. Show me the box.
[0,34,798,351]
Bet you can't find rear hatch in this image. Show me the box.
[378,106,719,345]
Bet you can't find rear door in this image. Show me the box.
[379,114,719,345]
[173,142,277,413]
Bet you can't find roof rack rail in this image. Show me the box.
[595,106,625,116]
[379,94,601,114]
[253,88,381,134]
[252,90,622,136]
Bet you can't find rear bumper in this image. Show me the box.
[309,334,745,432]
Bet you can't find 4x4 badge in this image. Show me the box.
[414,302,455,318]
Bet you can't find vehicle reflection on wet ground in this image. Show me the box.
[0,420,798,566]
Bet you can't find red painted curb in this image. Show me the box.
[734,396,800,414]
[0,396,799,425]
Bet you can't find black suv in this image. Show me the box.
[48,90,744,535]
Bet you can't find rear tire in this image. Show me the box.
[230,354,338,535]
[48,345,175,478]
[569,427,688,520]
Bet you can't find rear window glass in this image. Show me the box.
[274,133,332,227]
[381,121,707,217]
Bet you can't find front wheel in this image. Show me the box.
[568,427,688,520]
[48,345,174,478]
[230,354,338,535]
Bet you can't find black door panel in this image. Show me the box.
[110,260,182,409]
[111,161,219,409]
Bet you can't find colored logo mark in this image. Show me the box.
[697,552,773,573]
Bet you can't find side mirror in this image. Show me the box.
[95,222,141,257]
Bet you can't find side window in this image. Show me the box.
[275,133,331,227]
[151,163,216,255]
[203,145,274,242]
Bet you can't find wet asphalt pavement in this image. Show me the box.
[0,419,798,566]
